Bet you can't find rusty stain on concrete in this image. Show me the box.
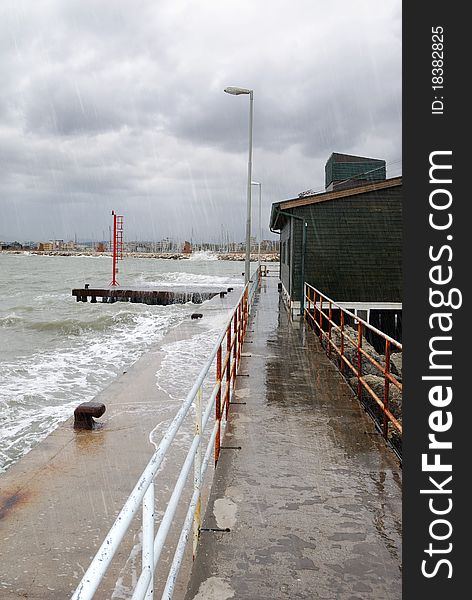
[0,491,29,521]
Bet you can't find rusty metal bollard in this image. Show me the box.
[74,402,106,430]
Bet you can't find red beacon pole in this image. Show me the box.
[111,210,124,286]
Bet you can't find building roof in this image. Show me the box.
[328,152,384,163]
[270,176,402,231]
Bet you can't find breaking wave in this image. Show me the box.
[187,250,219,261]
[134,271,243,289]
[0,254,245,473]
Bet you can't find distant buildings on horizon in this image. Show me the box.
[0,238,280,254]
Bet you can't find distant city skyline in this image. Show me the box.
[0,232,277,246]
[0,0,401,242]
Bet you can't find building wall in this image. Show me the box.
[325,160,386,190]
[279,219,292,295]
[325,154,386,190]
[287,186,402,303]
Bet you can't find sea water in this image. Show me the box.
[0,253,244,472]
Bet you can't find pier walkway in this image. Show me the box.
[185,276,402,600]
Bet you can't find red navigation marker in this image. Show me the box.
[110,210,124,286]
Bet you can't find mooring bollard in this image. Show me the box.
[191,313,203,320]
[220,291,227,298]
[74,402,106,430]
[227,287,234,292]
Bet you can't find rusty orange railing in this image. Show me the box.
[213,283,252,464]
[304,283,402,444]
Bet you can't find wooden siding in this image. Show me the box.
[325,159,386,188]
[279,218,292,296]
[287,186,402,303]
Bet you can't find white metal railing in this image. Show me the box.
[72,270,261,600]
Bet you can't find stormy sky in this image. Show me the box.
[0,0,401,243]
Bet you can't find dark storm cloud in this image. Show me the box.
[0,0,401,242]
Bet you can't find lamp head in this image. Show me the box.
[224,86,252,95]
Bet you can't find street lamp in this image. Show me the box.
[224,86,254,285]
[251,181,262,269]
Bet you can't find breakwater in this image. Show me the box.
[1,250,280,261]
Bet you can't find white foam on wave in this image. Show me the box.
[0,305,186,473]
[134,271,243,289]
[155,307,234,397]
[151,306,235,450]
[61,254,111,259]
[155,331,218,402]
[33,292,71,302]
[187,250,219,261]
[0,313,24,327]
[0,254,245,473]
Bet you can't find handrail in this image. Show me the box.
[72,269,261,600]
[304,282,402,444]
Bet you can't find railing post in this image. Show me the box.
[383,340,391,440]
[319,296,323,343]
[305,285,310,322]
[225,324,231,418]
[237,303,242,367]
[340,310,345,374]
[215,346,222,466]
[357,321,363,402]
[142,483,154,599]
[313,290,317,328]
[233,313,238,385]
[193,386,202,558]
[328,302,333,357]
[243,288,249,338]
[243,293,246,337]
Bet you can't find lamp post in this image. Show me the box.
[251,181,262,269]
[224,86,253,285]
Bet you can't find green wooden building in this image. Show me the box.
[269,153,402,335]
[325,152,386,191]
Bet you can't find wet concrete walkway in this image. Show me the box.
[185,277,402,600]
